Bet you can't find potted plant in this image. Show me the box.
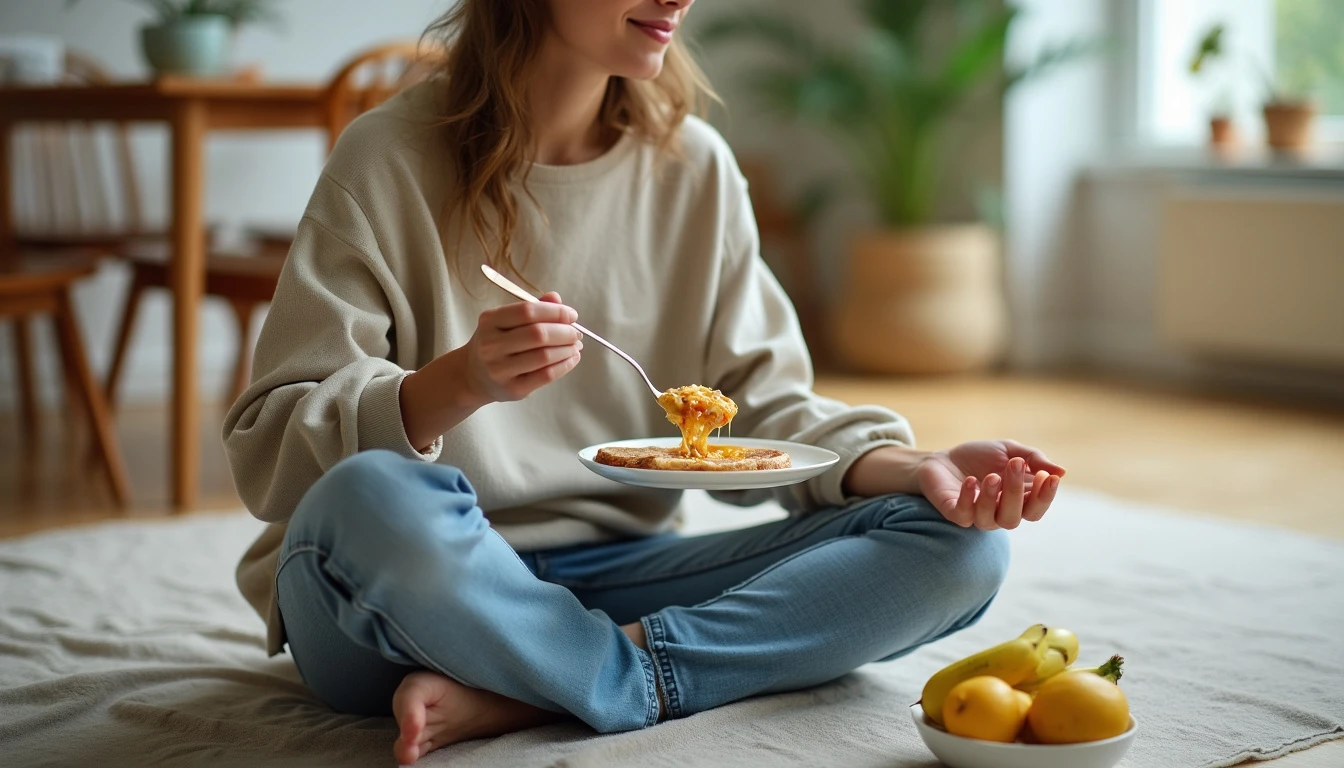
[1188,26,1240,152]
[1190,22,1317,154]
[66,0,284,77]
[700,1,1099,375]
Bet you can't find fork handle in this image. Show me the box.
[480,264,662,399]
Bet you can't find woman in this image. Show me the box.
[224,0,1065,763]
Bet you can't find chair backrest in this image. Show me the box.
[12,51,145,246]
[323,41,446,152]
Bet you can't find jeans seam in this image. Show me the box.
[277,542,327,573]
[635,644,661,728]
[544,506,856,591]
[642,613,681,719]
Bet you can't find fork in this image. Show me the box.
[480,264,664,400]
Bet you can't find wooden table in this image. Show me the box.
[0,77,326,510]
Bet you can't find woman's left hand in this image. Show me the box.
[917,441,1066,530]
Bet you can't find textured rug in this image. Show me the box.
[0,487,1341,768]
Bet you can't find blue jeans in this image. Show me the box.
[275,451,1009,732]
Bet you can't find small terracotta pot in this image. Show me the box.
[1262,101,1316,152]
[1209,116,1237,150]
[831,224,1006,375]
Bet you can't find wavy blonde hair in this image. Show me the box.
[426,1,717,279]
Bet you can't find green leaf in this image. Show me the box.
[1005,36,1110,90]
[861,0,935,50]
[1189,24,1224,73]
[939,6,1016,97]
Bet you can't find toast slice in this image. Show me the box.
[594,445,791,472]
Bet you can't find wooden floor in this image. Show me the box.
[5,374,1342,540]
[1,374,1341,766]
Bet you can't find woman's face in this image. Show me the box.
[546,0,694,80]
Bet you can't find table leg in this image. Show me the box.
[0,118,13,253]
[169,101,206,510]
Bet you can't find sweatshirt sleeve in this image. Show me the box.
[705,166,916,512]
[222,176,441,525]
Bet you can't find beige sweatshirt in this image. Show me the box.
[223,82,916,655]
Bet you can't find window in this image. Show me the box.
[1274,0,1344,117]
[1136,0,1344,146]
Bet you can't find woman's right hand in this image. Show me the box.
[398,292,582,452]
[462,292,584,404]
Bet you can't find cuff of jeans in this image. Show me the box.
[642,613,682,720]
[634,644,661,728]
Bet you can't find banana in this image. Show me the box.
[920,624,1049,725]
[1043,626,1079,665]
[1015,648,1068,694]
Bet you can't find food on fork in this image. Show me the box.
[594,384,792,471]
[656,384,738,458]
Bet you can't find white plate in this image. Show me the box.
[909,703,1137,768]
[577,437,839,490]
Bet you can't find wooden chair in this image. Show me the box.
[2,53,133,505]
[105,41,445,408]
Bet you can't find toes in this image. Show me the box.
[393,735,420,765]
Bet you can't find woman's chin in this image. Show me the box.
[614,54,666,81]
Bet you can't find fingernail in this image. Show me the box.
[576,341,584,351]
[1047,476,1059,490]
[985,474,1000,488]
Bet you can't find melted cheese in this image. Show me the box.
[657,385,738,458]
[706,445,749,460]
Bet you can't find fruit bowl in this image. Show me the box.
[910,703,1136,768]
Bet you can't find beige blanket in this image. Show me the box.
[1,488,1341,767]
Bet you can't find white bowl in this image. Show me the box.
[909,703,1136,768]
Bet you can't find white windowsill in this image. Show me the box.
[1088,144,1344,182]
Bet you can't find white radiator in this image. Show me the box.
[1159,188,1344,369]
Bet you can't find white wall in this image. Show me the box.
[1076,165,1344,399]
[1003,0,1115,367]
[0,0,446,407]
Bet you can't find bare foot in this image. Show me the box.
[391,671,565,764]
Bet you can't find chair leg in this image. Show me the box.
[13,317,40,437]
[226,299,257,407]
[105,269,147,408]
[54,288,131,507]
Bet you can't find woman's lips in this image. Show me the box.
[630,19,675,44]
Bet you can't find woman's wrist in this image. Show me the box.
[842,444,930,498]
[398,346,491,452]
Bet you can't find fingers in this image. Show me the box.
[974,473,1001,530]
[947,476,977,527]
[1005,439,1067,477]
[995,457,1026,530]
[497,341,583,378]
[1022,472,1059,522]
[491,322,583,356]
[487,299,578,330]
[509,352,582,397]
